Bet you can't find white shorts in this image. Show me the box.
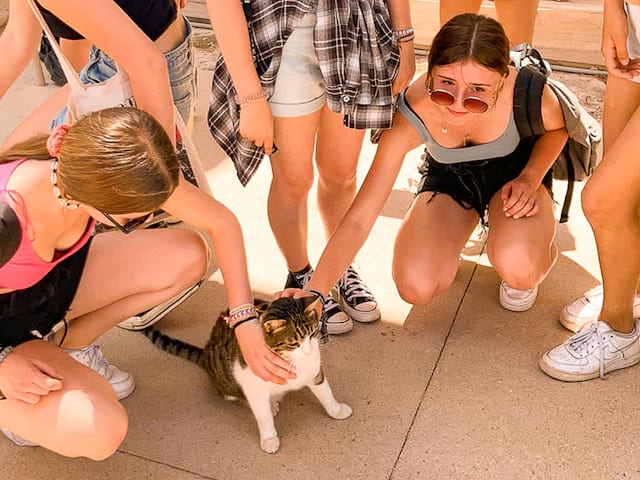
[269,12,326,117]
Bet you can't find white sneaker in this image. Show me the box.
[1,428,38,447]
[560,285,640,333]
[337,266,381,323]
[499,281,539,312]
[540,320,640,381]
[118,280,203,331]
[66,344,135,400]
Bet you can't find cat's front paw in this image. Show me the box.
[260,436,281,454]
[328,403,353,420]
[270,400,280,417]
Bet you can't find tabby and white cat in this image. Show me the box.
[143,296,352,453]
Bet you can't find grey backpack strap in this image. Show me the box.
[397,91,430,144]
[0,201,22,268]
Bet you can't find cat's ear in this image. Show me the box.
[302,295,321,316]
[263,319,287,335]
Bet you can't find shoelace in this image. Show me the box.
[72,344,109,376]
[340,267,374,303]
[567,323,607,379]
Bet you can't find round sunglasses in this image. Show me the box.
[428,87,491,114]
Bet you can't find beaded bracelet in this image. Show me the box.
[233,89,269,105]
[393,28,415,43]
[227,303,258,329]
[0,346,14,365]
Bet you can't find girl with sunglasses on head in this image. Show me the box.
[279,13,567,318]
[0,108,294,457]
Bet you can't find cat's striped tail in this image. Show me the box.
[141,326,204,366]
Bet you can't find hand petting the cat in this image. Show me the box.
[235,321,297,384]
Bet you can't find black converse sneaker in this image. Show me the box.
[285,266,353,335]
[337,266,381,323]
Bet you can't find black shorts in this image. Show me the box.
[0,239,92,348]
[416,141,553,221]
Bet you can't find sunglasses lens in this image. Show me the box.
[430,90,455,107]
[463,97,489,114]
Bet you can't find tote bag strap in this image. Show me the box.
[174,105,213,196]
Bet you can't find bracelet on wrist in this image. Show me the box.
[0,346,14,365]
[396,32,415,43]
[234,89,269,105]
[227,303,258,329]
[393,28,414,39]
[304,289,326,305]
[231,315,259,331]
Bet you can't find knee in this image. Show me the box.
[176,230,209,285]
[85,404,129,461]
[63,392,129,460]
[491,246,541,289]
[393,264,455,306]
[317,164,357,193]
[272,169,314,201]
[581,180,620,228]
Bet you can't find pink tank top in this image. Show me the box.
[0,160,96,290]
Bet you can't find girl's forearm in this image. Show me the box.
[205,0,262,97]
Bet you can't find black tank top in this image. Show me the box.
[37,0,178,41]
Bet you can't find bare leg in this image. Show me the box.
[439,0,539,46]
[0,341,127,459]
[393,193,479,305]
[582,75,640,333]
[494,0,540,46]
[486,185,557,289]
[440,0,483,26]
[315,105,365,237]
[60,228,208,348]
[269,111,322,272]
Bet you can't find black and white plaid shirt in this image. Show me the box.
[207,0,400,185]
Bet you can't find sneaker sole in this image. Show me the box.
[499,299,536,312]
[539,353,640,382]
[115,379,137,400]
[333,287,381,323]
[341,303,381,323]
[559,313,596,333]
[118,280,203,331]
[326,318,354,335]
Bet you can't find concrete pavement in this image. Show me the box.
[1,26,639,480]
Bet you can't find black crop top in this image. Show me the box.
[37,0,177,41]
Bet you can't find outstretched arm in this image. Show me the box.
[296,112,421,297]
[163,179,296,384]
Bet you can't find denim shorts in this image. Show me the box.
[52,15,196,126]
[0,239,92,348]
[269,12,326,117]
[625,2,640,84]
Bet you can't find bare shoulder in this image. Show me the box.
[541,83,566,131]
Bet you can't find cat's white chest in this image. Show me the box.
[233,337,321,394]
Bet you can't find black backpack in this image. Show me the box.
[511,45,602,222]
[0,201,22,269]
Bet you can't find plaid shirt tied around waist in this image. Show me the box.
[207,0,400,186]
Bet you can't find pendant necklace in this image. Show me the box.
[441,126,448,134]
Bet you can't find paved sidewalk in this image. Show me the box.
[2,36,639,480]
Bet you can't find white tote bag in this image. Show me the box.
[27,0,135,123]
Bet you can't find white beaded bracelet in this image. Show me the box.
[0,346,14,365]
